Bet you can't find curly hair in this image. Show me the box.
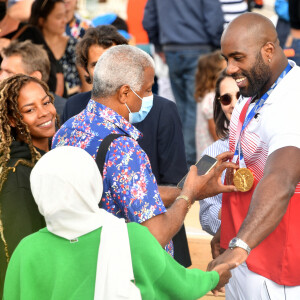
[194,50,225,102]
[0,74,57,190]
[0,74,57,262]
[76,25,128,84]
[213,70,232,139]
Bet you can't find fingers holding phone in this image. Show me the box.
[177,155,218,189]
[178,153,238,201]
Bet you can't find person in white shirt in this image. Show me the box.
[208,12,300,299]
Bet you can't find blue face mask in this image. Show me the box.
[125,88,153,124]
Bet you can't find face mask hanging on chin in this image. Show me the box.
[125,88,154,124]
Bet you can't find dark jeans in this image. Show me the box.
[285,38,300,66]
[276,18,290,48]
[165,48,211,166]
[289,38,300,66]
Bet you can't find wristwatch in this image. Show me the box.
[228,237,251,255]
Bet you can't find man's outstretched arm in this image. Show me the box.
[207,146,300,270]
[143,152,238,247]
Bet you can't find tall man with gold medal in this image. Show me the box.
[229,58,292,193]
[207,12,300,300]
[230,64,292,193]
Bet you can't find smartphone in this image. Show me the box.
[177,154,218,189]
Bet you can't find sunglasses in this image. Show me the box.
[218,92,240,106]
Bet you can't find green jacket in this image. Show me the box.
[4,223,219,299]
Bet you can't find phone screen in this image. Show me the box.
[177,155,218,189]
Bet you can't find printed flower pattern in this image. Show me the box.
[59,37,80,91]
[52,100,173,255]
[66,14,91,39]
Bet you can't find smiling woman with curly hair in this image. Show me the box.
[0,74,58,296]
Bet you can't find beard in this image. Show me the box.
[239,52,271,97]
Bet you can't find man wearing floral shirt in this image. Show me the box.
[52,45,237,254]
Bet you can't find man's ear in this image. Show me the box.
[118,85,131,104]
[30,70,43,80]
[262,41,275,62]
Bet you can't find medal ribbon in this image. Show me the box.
[233,63,292,167]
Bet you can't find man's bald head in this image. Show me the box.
[222,13,278,49]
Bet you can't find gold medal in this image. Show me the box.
[233,168,254,192]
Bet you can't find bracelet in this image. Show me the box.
[176,194,192,212]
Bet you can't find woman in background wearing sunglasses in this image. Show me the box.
[194,51,227,160]
[199,69,240,236]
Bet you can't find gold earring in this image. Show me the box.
[268,58,271,63]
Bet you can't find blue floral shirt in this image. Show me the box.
[52,100,173,254]
[66,13,91,39]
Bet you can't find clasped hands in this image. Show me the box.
[207,229,248,296]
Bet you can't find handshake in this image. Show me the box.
[211,262,238,295]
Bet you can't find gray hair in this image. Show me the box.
[3,40,50,83]
[92,45,154,99]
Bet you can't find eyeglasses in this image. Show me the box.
[218,92,240,106]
